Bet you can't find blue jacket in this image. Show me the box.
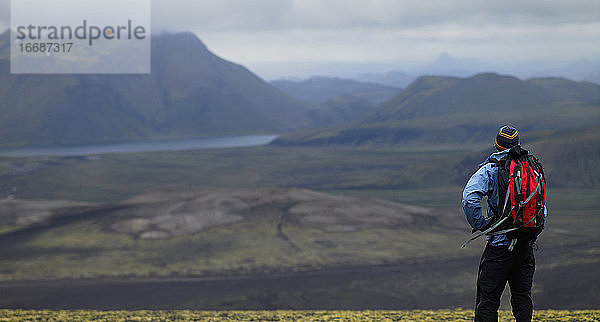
[461,149,547,246]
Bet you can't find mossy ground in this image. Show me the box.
[1,309,599,321]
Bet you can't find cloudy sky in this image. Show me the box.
[1,0,599,79]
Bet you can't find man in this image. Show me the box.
[462,125,546,322]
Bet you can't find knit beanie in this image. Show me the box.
[495,125,519,151]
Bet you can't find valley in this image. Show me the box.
[0,142,598,309]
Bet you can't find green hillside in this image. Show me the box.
[526,77,600,103]
[305,94,382,126]
[381,126,600,189]
[528,126,600,187]
[0,31,315,147]
[274,73,600,146]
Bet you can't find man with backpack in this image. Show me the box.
[462,125,547,322]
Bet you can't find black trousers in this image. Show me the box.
[475,241,535,322]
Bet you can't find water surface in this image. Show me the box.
[0,135,278,157]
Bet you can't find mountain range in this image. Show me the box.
[349,53,600,88]
[355,70,417,88]
[0,31,316,147]
[270,76,400,105]
[2,29,599,149]
[274,73,600,146]
[270,76,401,126]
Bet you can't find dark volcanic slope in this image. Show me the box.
[1,242,597,310]
[0,188,465,282]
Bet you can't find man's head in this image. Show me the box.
[495,125,519,151]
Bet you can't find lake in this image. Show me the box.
[0,135,278,157]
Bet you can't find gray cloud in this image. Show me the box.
[2,1,598,40]
[0,0,7,31]
[150,0,600,31]
[1,0,599,78]
[1,1,598,33]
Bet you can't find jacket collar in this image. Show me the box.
[479,149,509,167]
[479,145,529,167]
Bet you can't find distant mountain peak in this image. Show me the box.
[155,31,202,41]
[468,72,520,81]
[152,31,209,52]
[308,75,343,81]
[432,52,482,64]
[355,70,416,88]
[437,52,453,61]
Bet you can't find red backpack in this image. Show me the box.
[462,146,546,248]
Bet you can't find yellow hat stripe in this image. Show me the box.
[498,129,519,139]
[495,138,509,150]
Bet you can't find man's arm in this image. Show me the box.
[462,164,493,230]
